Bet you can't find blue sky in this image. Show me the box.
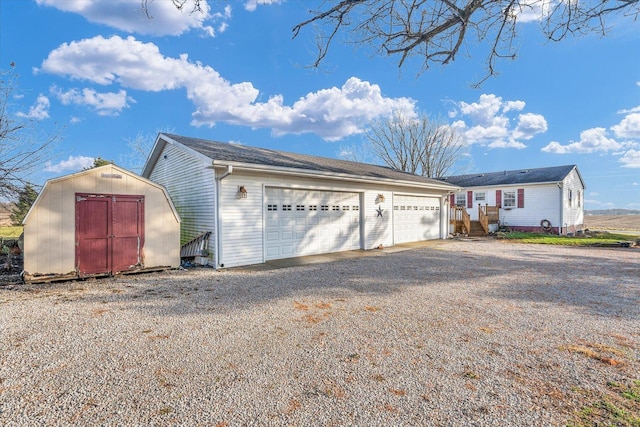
[1,0,639,209]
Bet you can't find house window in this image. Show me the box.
[577,190,581,208]
[309,205,317,211]
[568,189,573,207]
[267,204,278,211]
[296,205,305,211]
[321,205,329,211]
[475,192,486,202]
[282,204,292,211]
[455,193,466,207]
[503,191,516,208]
[332,205,340,211]
[352,205,359,211]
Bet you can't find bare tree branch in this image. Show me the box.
[0,68,60,201]
[292,0,639,84]
[364,113,467,178]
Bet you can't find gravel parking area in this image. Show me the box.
[1,239,639,426]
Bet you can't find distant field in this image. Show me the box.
[584,214,640,232]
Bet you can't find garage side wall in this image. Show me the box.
[148,143,216,255]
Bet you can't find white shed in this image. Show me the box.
[142,133,460,269]
[22,164,181,283]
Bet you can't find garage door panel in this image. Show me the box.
[265,188,360,260]
[393,195,441,244]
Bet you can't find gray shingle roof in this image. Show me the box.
[162,133,456,188]
[440,165,578,187]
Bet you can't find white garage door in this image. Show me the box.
[264,188,361,260]
[393,195,441,244]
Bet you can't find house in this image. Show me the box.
[22,164,181,283]
[441,165,586,235]
[141,133,460,269]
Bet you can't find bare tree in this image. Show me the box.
[291,0,639,85]
[0,68,59,201]
[365,113,466,178]
[337,141,375,163]
[122,128,174,173]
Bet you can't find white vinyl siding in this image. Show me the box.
[562,168,585,230]
[363,191,392,249]
[148,143,216,262]
[218,177,264,267]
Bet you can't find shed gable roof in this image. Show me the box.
[152,133,457,189]
[23,164,180,225]
[440,165,580,188]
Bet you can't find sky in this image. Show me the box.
[1,0,639,210]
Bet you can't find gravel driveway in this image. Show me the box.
[1,239,639,426]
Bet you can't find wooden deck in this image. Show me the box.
[451,204,499,236]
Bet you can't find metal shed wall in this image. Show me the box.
[22,164,180,280]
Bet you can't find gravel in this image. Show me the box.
[1,239,638,426]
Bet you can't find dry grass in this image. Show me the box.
[584,215,640,232]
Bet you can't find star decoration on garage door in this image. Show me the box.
[376,206,384,217]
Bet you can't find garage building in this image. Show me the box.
[142,134,459,269]
[22,164,181,283]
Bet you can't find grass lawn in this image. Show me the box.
[499,231,639,246]
[0,226,23,239]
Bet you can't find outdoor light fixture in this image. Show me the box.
[237,185,248,199]
[375,194,385,204]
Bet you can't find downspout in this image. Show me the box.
[215,165,233,268]
[557,182,563,236]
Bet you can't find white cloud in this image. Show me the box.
[619,149,640,168]
[39,35,416,140]
[16,95,50,119]
[244,0,282,12]
[52,87,133,116]
[503,100,526,113]
[541,127,622,154]
[449,94,545,149]
[512,0,554,23]
[45,155,95,173]
[513,113,548,140]
[611,112,640,139]
[36,0,223,37]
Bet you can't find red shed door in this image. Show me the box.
[76,194,144,276]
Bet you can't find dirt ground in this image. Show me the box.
[583,215,640,232]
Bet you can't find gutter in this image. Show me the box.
[210,160,459,192]
[214,165,233,268]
